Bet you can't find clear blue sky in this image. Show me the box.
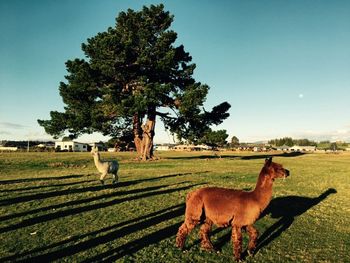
[1,0,349,143]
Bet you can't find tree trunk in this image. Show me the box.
[133,113,143,156]
[140,109,156,161]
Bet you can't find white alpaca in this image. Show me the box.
[91,148,119,185]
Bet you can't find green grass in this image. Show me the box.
[0,151,349,262]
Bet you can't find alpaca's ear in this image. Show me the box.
[265,157,272,166]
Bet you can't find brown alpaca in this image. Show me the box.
[176,157,290,261]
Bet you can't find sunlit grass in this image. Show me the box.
[0,151,349,262]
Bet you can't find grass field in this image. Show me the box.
[0,151,349,262]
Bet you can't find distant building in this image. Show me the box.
[107,148,117,152]
[55,141,88,152]
[275,145,291,152]
[173,144,212,151]
[0,146,18,152]
[36,142,55,149]
[237,145,253,151]
[154,144,175,151]
[89,142,106,151]
[290,145,316,152]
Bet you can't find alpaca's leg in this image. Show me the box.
[247,225,258,255]
[232,225,242,261]
[112,173,118,184]
[200,219,214,250]
[176,220,197,249]
[100,173,107,185]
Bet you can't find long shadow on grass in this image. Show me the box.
[166,152,304,160]
[84,222,183,262]
[240,152,305,160]
[0,184,169,222]
[4,204,186,262]
[255,188,337,253]
[0,179,97,193]
[0,183,203,234]
[0,172,204,207]
[214,188,337,257]
[0,174,90,185]
[120,171,208,186]
[0,183,119,206]
[0,172,202,222]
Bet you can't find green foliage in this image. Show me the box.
[62,136,73,142]
[107,130,135,150]
[317,141,348,150]
[330,142,338,151]
[38,4,230,142]
[268,137,293,147]
[230,136,239,146]
[198,129,229,147]
[165,101,231,142]
[268,137,317,147]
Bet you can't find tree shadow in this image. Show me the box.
[0,183,203,234]
[240,152,305,160]
[165,152,305,161]
[2,204,186,262]
[0,183,120,206]
[213,188,337,257]
[166,154,236,160]
[118,171,209,187]
[255,188,337,253]
[0,179,97,193]
[85,222,183,262]
[0,172,203,223]
[0,184,171,222]
[0,171,205,207]
[0,174,90,185]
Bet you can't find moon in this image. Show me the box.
[299,93,304,99]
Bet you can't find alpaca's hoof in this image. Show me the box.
[234,255,242,262]
[100,180,104,185]
[175,237,185,249]
[175,242,184,249]
[200,243,214,252]
[248,249,255,256]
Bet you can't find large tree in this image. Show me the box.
[38,4,230,160]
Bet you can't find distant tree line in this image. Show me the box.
[0,140,56,152]
[268,137,349,150]
[316,140,349,150]
[268,137,317,147]
[1,140,53,148]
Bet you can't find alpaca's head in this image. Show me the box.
[91,147,99,157]
[263,157,290,181]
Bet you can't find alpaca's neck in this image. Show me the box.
[93,153,103,167]
[252,168,273,211]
